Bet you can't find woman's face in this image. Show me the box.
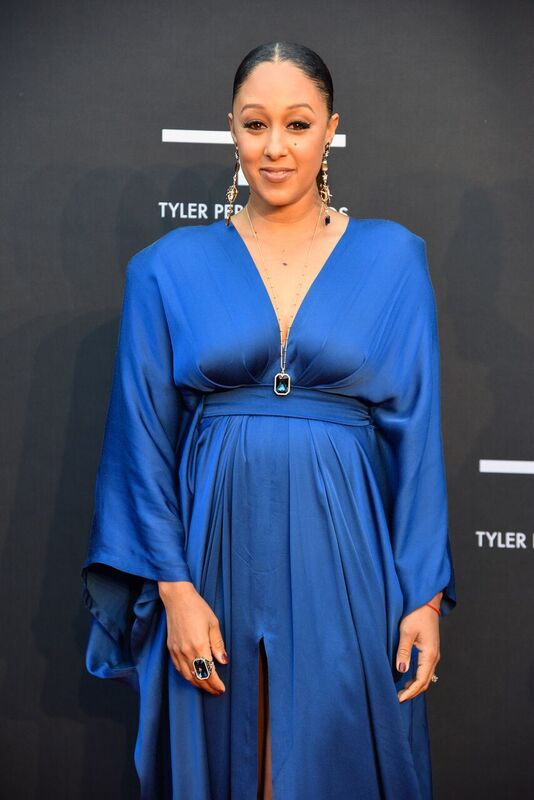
[228,61,339,209]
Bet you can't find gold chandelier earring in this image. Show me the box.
[319,141,333,225]
[225,145,240,226]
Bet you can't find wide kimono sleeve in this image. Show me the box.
[370,233,457,622]
[80,246,194,687]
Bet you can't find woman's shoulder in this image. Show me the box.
[125,220,223,282]
[349,216,430,286]
[137,220,218,258]
[351,215,425,247]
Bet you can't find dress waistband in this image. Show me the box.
[201,384,373,428]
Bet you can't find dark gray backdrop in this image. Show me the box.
[2,1,533,797]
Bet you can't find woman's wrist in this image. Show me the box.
[158,580,195,600]
[430,591,443,605]
[424,591,443,616]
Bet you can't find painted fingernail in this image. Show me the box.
[222,651,229,663]
[399,662,406,672]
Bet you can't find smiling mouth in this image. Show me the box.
[259,168,295,181]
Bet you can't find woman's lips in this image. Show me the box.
[259,168,294,183]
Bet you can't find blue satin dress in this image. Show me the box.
[81,216,457,800]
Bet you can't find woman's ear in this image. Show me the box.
[227,112,235,138]
[326,111,340,144]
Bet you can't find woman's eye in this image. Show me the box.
[242,120,311,130]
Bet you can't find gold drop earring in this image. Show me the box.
[225,145,240,226]
[319,142,333,225]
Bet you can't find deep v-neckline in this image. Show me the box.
[226,214,354,344]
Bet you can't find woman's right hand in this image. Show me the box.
[158,581,229,696]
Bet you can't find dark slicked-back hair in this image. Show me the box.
[232,41,334,117]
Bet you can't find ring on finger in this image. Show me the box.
[192,655,215,680]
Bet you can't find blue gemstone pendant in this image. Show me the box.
[274,371,291,396]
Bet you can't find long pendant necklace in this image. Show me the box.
[244,203,324,396]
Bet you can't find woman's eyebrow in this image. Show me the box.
[240,102,315,113]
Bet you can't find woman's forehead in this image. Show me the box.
[234,63,323,110]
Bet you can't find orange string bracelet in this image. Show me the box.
[425,602,442,616]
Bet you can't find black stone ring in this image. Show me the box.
[192,656,215,680]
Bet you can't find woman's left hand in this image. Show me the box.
[396,592,443,703]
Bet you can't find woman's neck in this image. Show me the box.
[243,193,324,237]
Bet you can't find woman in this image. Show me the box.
[81,41,457,800]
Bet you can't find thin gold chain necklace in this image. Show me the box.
[244,203,324,396]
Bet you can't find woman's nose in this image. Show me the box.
[263,128,289,159]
